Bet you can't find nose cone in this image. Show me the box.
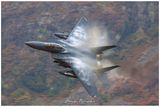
[25,41,45,50]
[25,41,40,48]
[25,41,34,47]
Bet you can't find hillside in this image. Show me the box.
[1,2,159,105]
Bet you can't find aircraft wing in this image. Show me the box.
[59,17,97,96]
[66,17,88,47]
[70,58,98,97]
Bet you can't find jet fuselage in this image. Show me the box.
[25,41,65,53]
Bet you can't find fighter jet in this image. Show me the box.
[25,17,119,97]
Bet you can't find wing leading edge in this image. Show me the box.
[66,17,88,47]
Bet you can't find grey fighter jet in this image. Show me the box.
[25,17,119,97]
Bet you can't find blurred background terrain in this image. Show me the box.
[1,2,159,105]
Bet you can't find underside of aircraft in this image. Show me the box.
[25,17,119,97]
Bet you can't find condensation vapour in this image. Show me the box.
[66,20,121,95]
[70,22,117,75]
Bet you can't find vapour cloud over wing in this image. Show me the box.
[66,17,88,47]
[64,17,118,97]
[64,17,99,97]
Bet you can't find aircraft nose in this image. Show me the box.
[25,41,43,49]
[25,41,65,53]
[25,41,34,47]
[25,41,40,48]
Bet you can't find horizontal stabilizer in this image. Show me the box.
[91,45,117,54]
[97,65,120,74]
